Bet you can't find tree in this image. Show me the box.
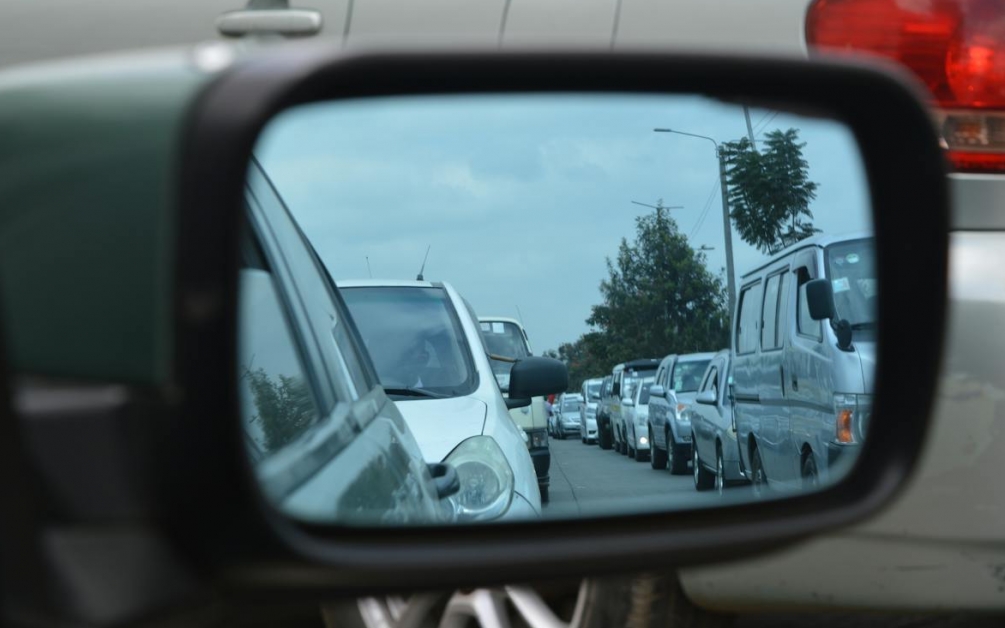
[583,206,730,372]
[243,367,316,452]
[721,129,820,254]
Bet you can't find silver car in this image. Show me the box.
[687,350,749,493]
[555,394,583,439]
[623,377,656,462]
[648,352,715,474]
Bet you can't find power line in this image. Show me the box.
[689,175,720,239]
[755,111,779,136]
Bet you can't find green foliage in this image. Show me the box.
[721,129,820,254]
[550,205,730,392]
[244,367,316,452]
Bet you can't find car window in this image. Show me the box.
[562,399,579,412]
[247,160,368,408]
[638,380,654,405]
[671,360,711,393]
[702,366,720,399]
[238,268,322,461]
[826,239,877,327]
[796,266,823,340]
[340,286,477,397]
[736,282,763,355]
[761,272,782,350]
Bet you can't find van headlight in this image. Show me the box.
[444,436,514,522]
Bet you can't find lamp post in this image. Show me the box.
[653,128,736,318]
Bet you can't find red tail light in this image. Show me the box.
[807,0,1005,173]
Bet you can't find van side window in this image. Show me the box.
[736,282,762,355]
[761,273,782,350]
[796,267,823,340]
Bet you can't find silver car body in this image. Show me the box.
[731,233,874,490]
[687,350,747,485]
[648,352,716,460]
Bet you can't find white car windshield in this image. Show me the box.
[340,286,476,398]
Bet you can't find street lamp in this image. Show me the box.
[698,245,715,251]
[653,128,737,317]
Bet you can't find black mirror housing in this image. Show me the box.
[806,278,837,321]
[508,357,568,400]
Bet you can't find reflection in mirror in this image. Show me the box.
[241,93,875,526]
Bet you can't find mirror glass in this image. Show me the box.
[241,93,875,526]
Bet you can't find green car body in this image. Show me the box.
[0,48,212,384]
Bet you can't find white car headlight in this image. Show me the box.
[444,436,515,522]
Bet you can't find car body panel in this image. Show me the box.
[390,396,488,462]
[688,351,746,484]
[0,50,209,383]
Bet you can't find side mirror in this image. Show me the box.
[508,357,569,401]
[650,384,665,398]
[624,399,635,407]
[695,390,717,405]
[806,278,837,321]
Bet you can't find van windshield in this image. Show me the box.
[480,320,531,378]
[825,239,876,328]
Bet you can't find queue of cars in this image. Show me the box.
[573,232,875,496]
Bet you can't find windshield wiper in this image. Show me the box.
[383,387,448,399]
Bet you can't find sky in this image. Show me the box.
[256,93,871,355]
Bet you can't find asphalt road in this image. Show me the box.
[543,433,755,518]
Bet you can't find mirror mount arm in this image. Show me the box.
[505,397,531,410]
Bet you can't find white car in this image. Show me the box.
[622,376,655,462]
[579,377,604,443]
[337,279,542,522]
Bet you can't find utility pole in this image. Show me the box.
[716,147,737,317]
[653,128,737,319]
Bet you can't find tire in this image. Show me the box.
[693,438,714,491]
[667,431,688,475]
[598,422,612,450]
[751,445,768,498]
[326,574,732,628]
[649,428,668,470]
[715,447,726,495]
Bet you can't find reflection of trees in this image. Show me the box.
[243,367,315,452]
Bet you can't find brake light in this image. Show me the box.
[806,0,1005,173]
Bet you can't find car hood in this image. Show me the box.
[393,396,488,462]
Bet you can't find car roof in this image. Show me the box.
[478,316,523,327]
[337,279,442,289]
[676,352,717,362]
[740,231,873,279]
[623,358,661,369]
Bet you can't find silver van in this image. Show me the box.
[732,233,875,493]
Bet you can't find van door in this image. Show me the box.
[785,250,832,482]
[757,267,793,483]
[732,280,762,475]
